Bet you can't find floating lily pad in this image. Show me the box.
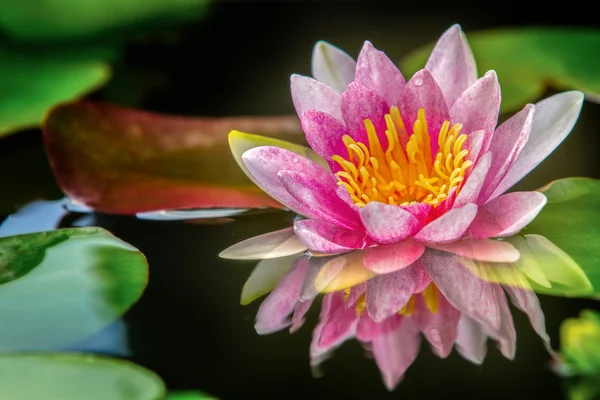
[526,178,600,296]
[0,0,210,42]
[400,28,600,113]
[43,101,305,214]
[0,48,110,137]
[0,353,164,400]
[0,227,148,351]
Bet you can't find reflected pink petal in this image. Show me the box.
[373,318,421,391]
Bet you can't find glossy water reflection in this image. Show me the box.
[229,236,558,390]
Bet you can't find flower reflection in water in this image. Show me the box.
[222,232,590,390]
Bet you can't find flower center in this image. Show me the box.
[349,283,440,317]
[332,106,473,208]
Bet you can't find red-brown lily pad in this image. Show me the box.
[43,102,305,214]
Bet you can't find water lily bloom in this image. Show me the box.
[229,24,584,271]
[253,247,550,390]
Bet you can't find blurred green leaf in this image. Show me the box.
[0,0,210,42]
[0,48,111,137]
[400,28,600,113]
[526,178,600,295]
[564,375,600,400]
[0,227,148,351]
[0,353,164,400]
[167,391,218,400]
[555,310,600,377]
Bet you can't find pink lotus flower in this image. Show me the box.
[254,247,551,390]
[229,24,583,272]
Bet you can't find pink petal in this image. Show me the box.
[400,69,449,154]
[300,110,348,165]
[341,81,389,147]
[255,257,309,334]
[278,170,362,230]
[366,262,425,322]
[455,315,488,364]
[345,282,367,308]
[479,104,535,203]
[491,91,584,198]
[242,146,334,215]
[359,201,422,244]
[290,298,314,333]
[219,227,306,260]
[432,187,457,218]
[363,240,425,275]
[421,250,501,332]
[414,264,434,293]
[414,294,461,358]
[357,313,402,342]
[355,41,405,107]
[402,202,434,226]
[427,238,520,263]
[313,292,358,353]
[503,285,552,352]
[450,71,500,153]
[425,24,478,107]
[414,203,478,244]
[454,152,492,208]
[373,318,421,391]
[299,257,339,301]
[240,254,300,306]
[312,40,357,93]
[294,219,367,254]
[291,75,343,121]
[485,285,516,360]
[469,191,547,239]
[464,129,485,165]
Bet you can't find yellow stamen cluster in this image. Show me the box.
[333,106,473,207]
[348,283,440,317]
[398,283,440,316]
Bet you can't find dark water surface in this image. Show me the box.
[2,1,600,399]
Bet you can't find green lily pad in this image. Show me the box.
[0,227,148,351]
[0,353,164,400]
[0,48,110,137]
[526,178,600,296]
[555,310,600,377]
[0,0,210,42]
[400,28,600,113]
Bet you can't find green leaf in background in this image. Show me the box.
[0,353,165,400]
[167,391,219,400]
[0,0,210,42]
[563,375,600,400]
[554,310,600,377]
[526,178,600,296]
[400,28,600,113]
[0,48,111,137]
[0,227,148,351]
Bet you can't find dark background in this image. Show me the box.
[2,1,600,398]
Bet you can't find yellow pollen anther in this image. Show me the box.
[355,293,367,316]
[333,106,473,207]
[422,283,440,314]
[398,296,416,316]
